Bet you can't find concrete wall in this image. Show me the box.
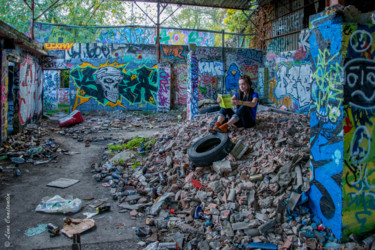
[264,29,312,114]
[42,43,263,112]
[0,47,43,141]
[35,22,215,47]
[43,70,59,110]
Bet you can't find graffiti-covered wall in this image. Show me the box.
[160,45,263,105]
[308,13,344,240]
[35,22,215,47]
[43,70,59,110]
[18,54,43,126]
[342,24,375,239]
[264,29,312,113]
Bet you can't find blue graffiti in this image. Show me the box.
[225,63,241,90]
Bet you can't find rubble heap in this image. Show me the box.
[94,109,367,249]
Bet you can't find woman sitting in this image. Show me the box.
[210,74,259,133]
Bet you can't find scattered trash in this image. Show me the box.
[35,195,82,214]
[47,223,60,237]
[61,218,95,238]
[24,224,48,237]
[46,178,80,189]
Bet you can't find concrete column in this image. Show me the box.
[187,44,199,120]
[309,10,375,240]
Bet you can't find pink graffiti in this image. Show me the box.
[173,64,188,105]
[243,65,259,82]
[158,70,169,107]
[19,56,43,125]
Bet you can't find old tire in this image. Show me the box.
[188,133,233,166]
[199,105,220,114]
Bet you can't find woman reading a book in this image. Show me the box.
[210,74,258,133]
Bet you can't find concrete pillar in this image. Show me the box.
[157,63,171,112]
[309,10,375,240]
[187,44,199,120]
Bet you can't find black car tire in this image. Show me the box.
[188,133,232,166]
[199,105,220,114]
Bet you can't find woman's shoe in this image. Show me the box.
[209,122,221,133]
[216,123,229,133]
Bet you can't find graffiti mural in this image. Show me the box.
[172,64,188,105]
[187,52,199,120]
[274,62,312,112]
[34,22,215,46]
[1,52,8,141]
[198,61,224,77]
[44,43,74,50]
[161,45,186,60]
[308,13,344,239]
[70,60,158,110]
[19,55,43,125]
[159,29,214,47]
[157,63,171,112]
[58,88,70,105]
[43,70,59,110]
[342,25,375,238]
[225,63,241,90]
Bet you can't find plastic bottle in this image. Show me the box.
[11,157,25,164]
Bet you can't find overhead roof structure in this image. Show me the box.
[116,0,254,10]
[0,20,47,56]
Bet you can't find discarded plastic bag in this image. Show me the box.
[35,195,82,214]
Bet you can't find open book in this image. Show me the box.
[218,94,234,109]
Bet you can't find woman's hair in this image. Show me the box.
[238,74,254,101]
[239,74,253,87]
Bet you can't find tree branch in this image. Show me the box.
[85,0,105,25]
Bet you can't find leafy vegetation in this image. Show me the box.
[108,136,157,153]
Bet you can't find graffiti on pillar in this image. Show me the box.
[19,55,43,125]
[43,70,59,110]
[172,64,188,105]
[274,62,312,112]
[1,53,8,140]
[343,59,375,109]
[342,54,375,237]
[199,61,224,77]
[70,60,158,110]
[225,63,241,90]
[157,64,171,112]
[309,13,344,239]
[187,54,199,120]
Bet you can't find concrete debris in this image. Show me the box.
[7,108,365,248]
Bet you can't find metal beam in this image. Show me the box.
[134,1,157,25]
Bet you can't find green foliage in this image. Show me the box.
[0,0,131,33]
[60,70,70,88]
[108,136,157,154]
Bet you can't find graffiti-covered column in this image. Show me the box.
[0,51,8,142]
[309,10,375,240]
[309,12,345,239]
[187,44,199,120]
[341,24,375,239]
[157,63,171,112]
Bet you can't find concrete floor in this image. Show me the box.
[0,125,161,249]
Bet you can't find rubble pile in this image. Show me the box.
[0,124,60,180]
[93,109,367,249]
[56,110,177,143]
